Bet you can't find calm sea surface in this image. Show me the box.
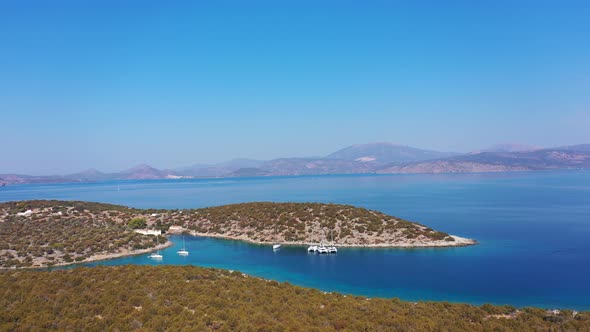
[1,171,589,309]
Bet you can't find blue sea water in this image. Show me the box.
[1,171,590,310]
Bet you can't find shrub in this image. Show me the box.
[128,218,147,229]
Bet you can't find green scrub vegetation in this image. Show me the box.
[1,200,469,269]
[0,201,158,268]
[0,265,587,331]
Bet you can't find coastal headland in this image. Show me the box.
[0,200,475,269]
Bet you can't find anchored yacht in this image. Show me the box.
[149,234,163,259]
[177,235,189,256]
[317,243,329,254]
[308,227,318,252]
[272,222,282,250]
[327,229,338,254]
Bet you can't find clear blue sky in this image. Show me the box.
[1,0,589,174]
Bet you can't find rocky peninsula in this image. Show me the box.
[0,200,476,268]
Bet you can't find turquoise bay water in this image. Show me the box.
[1,171,590,309]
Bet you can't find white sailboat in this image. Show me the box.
[328,229,338,254]
[272,223,281,250]
[317,229,329,253]
[149,251,163,259]
[149,235,163,259]
[307,226,318,252]
[177,235,189,256]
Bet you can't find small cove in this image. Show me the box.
[3,171,590,310]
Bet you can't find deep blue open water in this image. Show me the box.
[1,171,589,309]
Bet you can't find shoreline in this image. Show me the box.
[186,231,478,248]
[0,241,174,270]
[1,232,477,271]
[1,169,588,187]
[1,199,479,271]
[74,241,174,266]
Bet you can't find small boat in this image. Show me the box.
[272,223,281,250]
[149,252,163,259]
[149,235,163,259]
[317,243,328,254]
[327,229,338,254]
[177,235,189,256]
[307,227,318,253]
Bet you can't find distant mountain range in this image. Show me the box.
[377,146,590,174]
[2,143,589,185]
[0,165,182,186]
[325,142,459,163]
[176,159,265,177]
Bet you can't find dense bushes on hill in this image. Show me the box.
[177,202,460,245]
[0,200,470,269]
[0,200,138,214]
[128,217,147,229]
[0,202,158,268]
[0,265,587,331]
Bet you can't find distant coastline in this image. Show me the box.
[2,142,588,186]
[2,167,588,188]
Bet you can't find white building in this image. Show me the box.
[134,229,162,236]
[168,225,184,233]
[16,210,33,217]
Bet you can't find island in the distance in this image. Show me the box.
[0,200,476,268]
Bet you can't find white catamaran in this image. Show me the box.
[308,226,318,252]
[328,229,338,254]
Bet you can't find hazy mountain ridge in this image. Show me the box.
[117,164,177,179]
[253,158,376,176]
[377,148,590,174]
[326,142,459,163]
[229,143,459,176]
[473,143,541,153]
[177,158,265,177]
[0,165,181,185]
[1,143,589,185]
[557,144,590,152]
